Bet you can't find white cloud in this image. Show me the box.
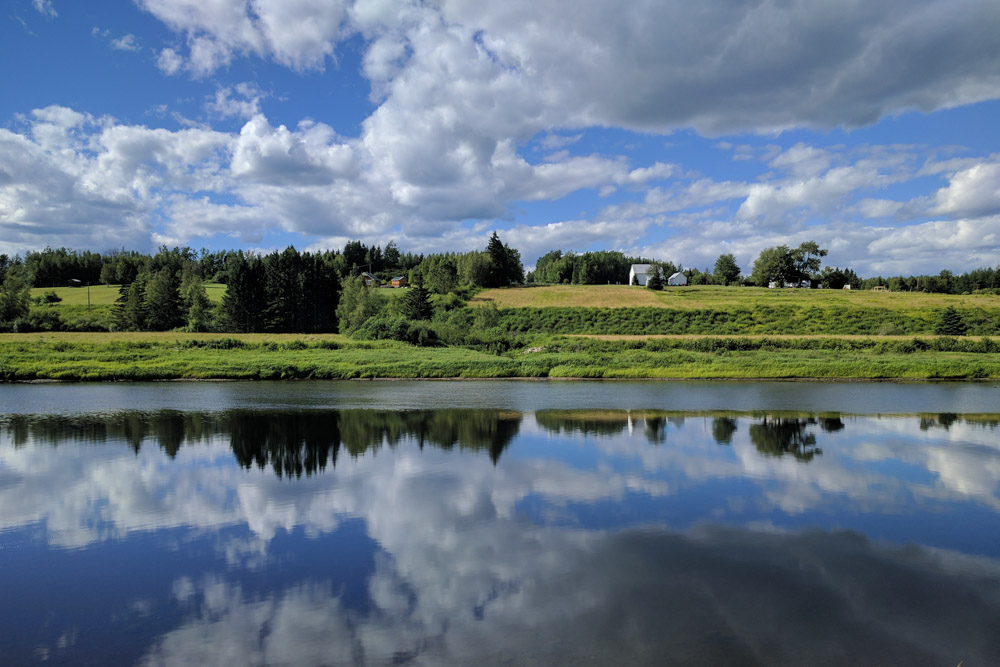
[110,34,141,51]
[156,47,184,75]
[32,0,56,18]
[136,0,1000,134]
[205,83,265,120]
[931,161,1000,218]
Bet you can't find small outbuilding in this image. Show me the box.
[667,272,688,286]
[390,276,408,288]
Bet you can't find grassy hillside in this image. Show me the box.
[470,284,1000,310]
[465,285,1000,336]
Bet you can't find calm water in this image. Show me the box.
[2,381,1000,665]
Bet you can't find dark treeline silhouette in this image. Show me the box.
[0,408,523,476]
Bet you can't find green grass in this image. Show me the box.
[31,283,227,306]
[3,332,1000,381]
[471,284,1000,310]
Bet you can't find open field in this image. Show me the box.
[4,332,1000,381]
[470,284,1000,310]
[31,283,228,305]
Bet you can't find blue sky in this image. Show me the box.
[2,0,1000,276]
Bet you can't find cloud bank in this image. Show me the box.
[3,0,1000,273]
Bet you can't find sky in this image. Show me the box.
[1,0,999,276]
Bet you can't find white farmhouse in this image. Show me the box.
[667,271,688,286]
[629,264,659,286]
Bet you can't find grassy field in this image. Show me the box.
[3,331,1000,381]
[6,284,1000,381]
[31,283,227,305]
[465,285,1000,336]
[470,284,1000,310]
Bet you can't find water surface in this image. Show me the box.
[1,381,999,665]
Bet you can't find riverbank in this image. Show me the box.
[3,332,1000,381]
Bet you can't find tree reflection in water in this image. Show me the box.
[0,409,522,477]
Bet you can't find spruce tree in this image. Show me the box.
[146,266,183,330]
[122,276,150,331]
[646,264,664,290]
[935,306,967,335]
[402,283,433,321]
[185,282,213,332]
[111,283,130,330]
[222,252,265,332]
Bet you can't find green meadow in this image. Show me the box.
[2,331,1000,381]
[6,284,1000,381]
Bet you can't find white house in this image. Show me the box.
[629,264,659,286]
[667,271,688,286]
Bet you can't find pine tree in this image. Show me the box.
[402,283,433,321]
[111,283,130,330]
[263,247,302,332]
[935,306,967,335]
[646,264,664,290]
[185,281,213,332]
[146,266,183,330]
[485,231,523,287]
[122,276,150,331]
[222,252,265,332]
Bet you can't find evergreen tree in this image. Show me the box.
[222,252,265,332]
[646,264,664,290]
[263,247,302,332]
[935,307,967,335]
[122,275,150,331]
[146,266,183,330]
[111,283,130,330]
[631,273,639,286]
[185,281,213,332]
[485,232,523,287]
[402,283,433,321]
[297,253,340,332]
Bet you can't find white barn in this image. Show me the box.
[667,271,688,286]
[629,264,660,286]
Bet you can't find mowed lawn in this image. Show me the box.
[469,284,1000,310]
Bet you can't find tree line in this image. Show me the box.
[5,234,1000,334]
[0,232,523,333]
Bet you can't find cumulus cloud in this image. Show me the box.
[931,161,1000,218]
[6,1,1000,272]
[156,47,183,75]
[137,0,1000,133]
